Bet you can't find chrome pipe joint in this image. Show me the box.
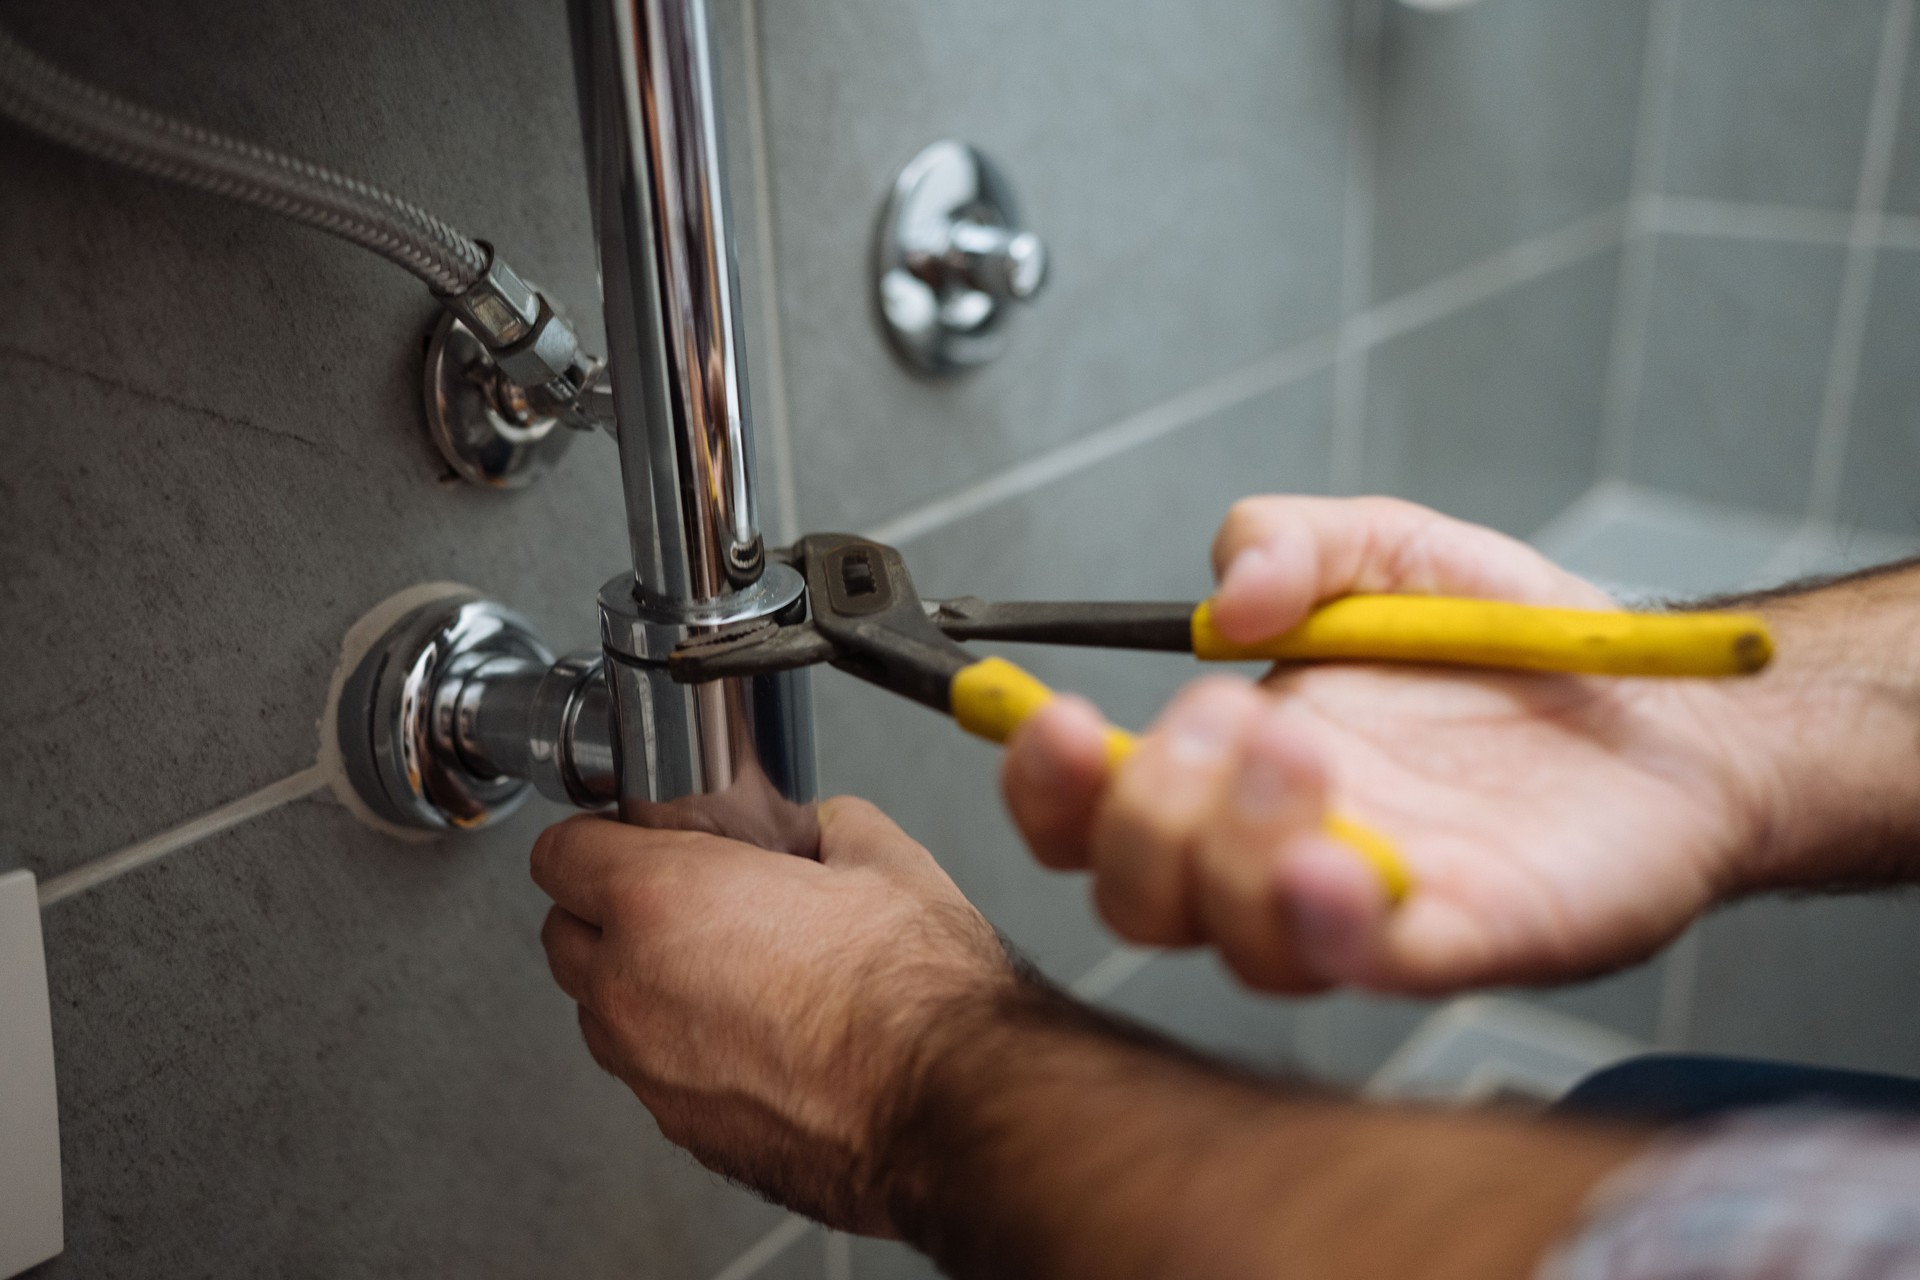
[338,596,615,832]
[342,0,817,852]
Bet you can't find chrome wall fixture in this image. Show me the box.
[876,140,1050,374]
[340,0,818,849]
[2,2,817,845]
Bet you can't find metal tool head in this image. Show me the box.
[666,534,975,711]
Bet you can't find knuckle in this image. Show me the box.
[1218,938,1298,993]
[1215,497,1277,561]
[1092,870,1182,945]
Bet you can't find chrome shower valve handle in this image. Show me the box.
[877,139,1050,374]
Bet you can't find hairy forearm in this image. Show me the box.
[1711,560,1920,891]
[880,978,1644,1280]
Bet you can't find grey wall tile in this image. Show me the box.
[1300,993,1435,1084]
[754,0,1351,533]
[1361,250,1620,537]
[1300,963,1665,1088]
[850,1237,943,1280]
[0,0,629,879]
[1098,952,1298,1073]
[36,799,787,1277]
[1661,0,1887,209]
[1529,962,1666,1046]
[1690,893,1920,1075]
[1371,0,1648,302]
[1837,249,1920,533]
[0,0,802,883]
[1886,31,1920,215]
[1535,486,1800,600]
[1626,236,1846,515]
[755,1228,828,1280]
[815,378,1333,981]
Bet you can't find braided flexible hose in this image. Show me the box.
[0,21,488,295]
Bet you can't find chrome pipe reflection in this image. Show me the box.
[570,0,761,599]
[570,0,816,851]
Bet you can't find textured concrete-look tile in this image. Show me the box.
[1689,893,1920,1075]
[1371,0,1648,301]
[1661,0,1887,209]
[37,800,789,1278]
[1532,484,1801,600]
[850,1238,943,1280]
[1300,962,1666,1088]
[1361,251,1620,537]
[1099,952,1298,1073]
[1887,31,1920,215]
[755,0,1350,533]
[1626,237,1846,516]
[1836,250,1920,533]
[0,0,787,881]
[815,379,1333,981]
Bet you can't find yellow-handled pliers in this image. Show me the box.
[670,533,1775,904]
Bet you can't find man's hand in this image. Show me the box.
[1003,495,1782,996]
[531,798,1011,1235]
[531,786,1646,1280]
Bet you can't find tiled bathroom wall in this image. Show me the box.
[6,0,1920,1277]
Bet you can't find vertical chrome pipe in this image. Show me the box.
[570,0,816,852]
[570,0,761,599]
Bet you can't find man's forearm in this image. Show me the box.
[880,978,1645,1280]
[1718,560,1920,892]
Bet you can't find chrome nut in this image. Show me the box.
[438,244,541,347]
[495,305,588,393]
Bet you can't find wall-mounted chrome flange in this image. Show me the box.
[338,594,560,831]
[876,139,1049,375]
[423,314,578,489]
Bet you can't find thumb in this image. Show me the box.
[816,795,937,873]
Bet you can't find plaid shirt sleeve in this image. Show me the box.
[1540,1109,1920,1280]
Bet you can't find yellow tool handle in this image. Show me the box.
[950,656,1413,904]
[1191,595,1773,677]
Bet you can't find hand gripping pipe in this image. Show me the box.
[337,0,817,844]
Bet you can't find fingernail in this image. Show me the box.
[1233,746,1293,822]
[1162,694,1241,765]
[1221,547,1268,595]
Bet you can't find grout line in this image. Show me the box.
[1329,0,1383,494]
[868,207,1626,552]
[1068,946,1158,1002]
[1597,0,1684,482]
[1879,213,1920,249]
[36,765,329,908]
[709,1214,814,1280]
[740,0,802,544]
[861,331,1340,548]
[1647,199,1920,250]
[1346,205,1628,351]
[823,1230,853,1280]
[1649,195,1859,246]
[1807,0,1914,524]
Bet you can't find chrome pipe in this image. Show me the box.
[338,0,816,843]
[569,0,817,851]
[569,0,761,600]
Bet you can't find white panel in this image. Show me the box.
[0,870,62,1276]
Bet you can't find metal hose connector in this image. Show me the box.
[0,21,488,295]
